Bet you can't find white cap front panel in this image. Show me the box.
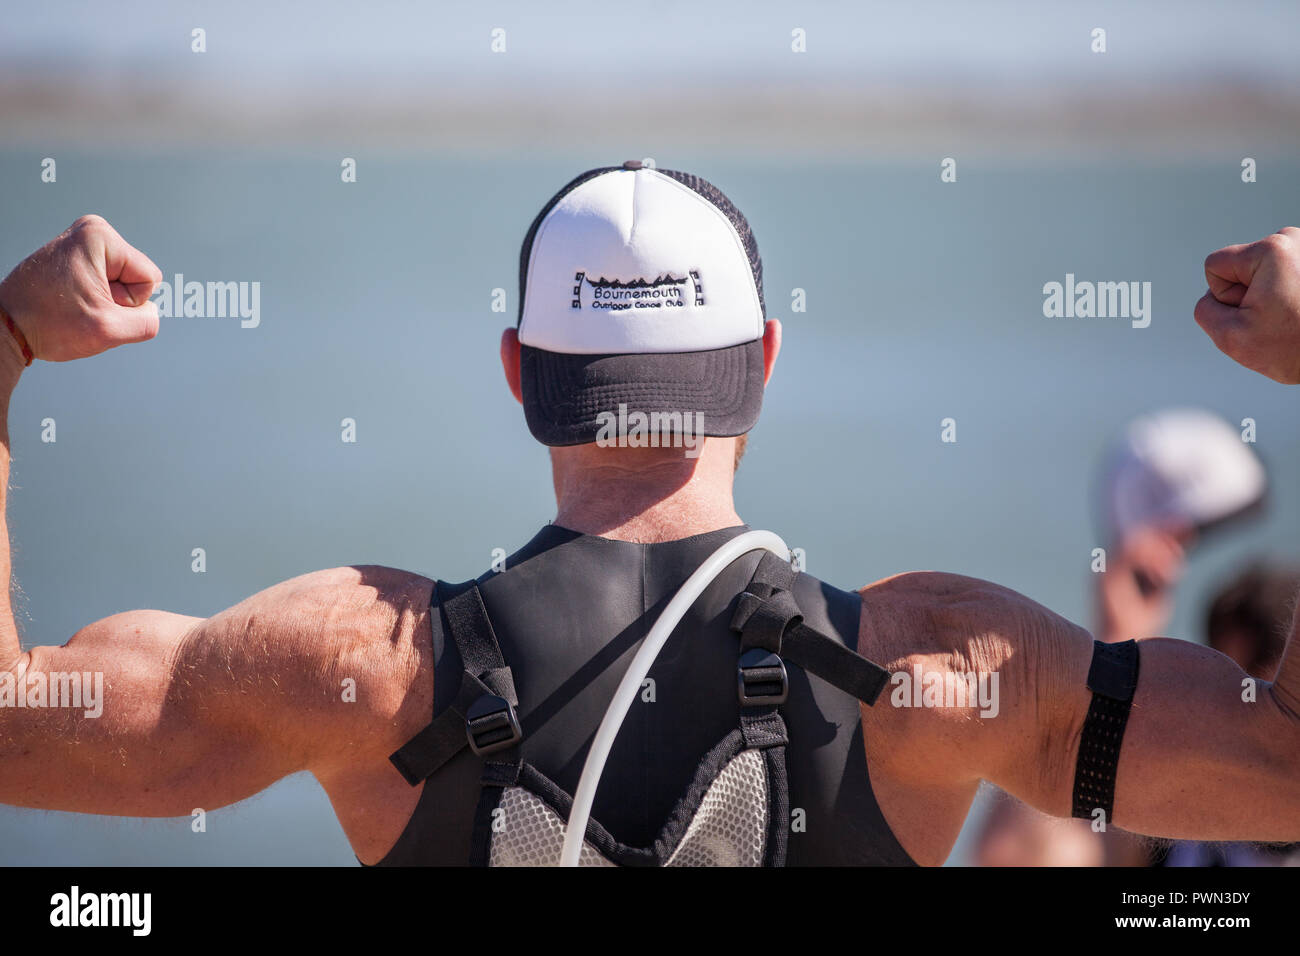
[519,168,764,355]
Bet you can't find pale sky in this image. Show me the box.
[4,0,1298,92]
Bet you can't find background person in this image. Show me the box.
[975,408,1268,866]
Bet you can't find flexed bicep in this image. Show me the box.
[860,570,1300,862]
[957,584,1300,842]
[0,566,434,819]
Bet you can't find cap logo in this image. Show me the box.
[571,270,705,312]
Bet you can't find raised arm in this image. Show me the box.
[0,219,434,862]
[863,227,1300,865]
[0,214,163,671]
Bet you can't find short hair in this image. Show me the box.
[1206,562,1300,677]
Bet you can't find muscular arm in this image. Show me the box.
[859,572,1300,864]
[1,568,433,818]
[868,227,1300,864]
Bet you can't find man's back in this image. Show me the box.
[372,523,915,866]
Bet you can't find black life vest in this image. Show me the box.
[388,532,894,867]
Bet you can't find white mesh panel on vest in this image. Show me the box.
[489,786,617,867]
[488,749,768,867]
[663,747,767,866]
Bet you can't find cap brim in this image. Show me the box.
[520,339,765,447]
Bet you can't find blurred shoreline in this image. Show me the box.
[5,70,1298,159]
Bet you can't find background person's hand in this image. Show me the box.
[1194,227,1300,384]
[1097,523,1192,644]
[0,215,161,363]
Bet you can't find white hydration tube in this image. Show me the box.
[559,529,791,867]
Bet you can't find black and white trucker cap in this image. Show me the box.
[517,162,767,446]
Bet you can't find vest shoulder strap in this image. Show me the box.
[731,552,891,707]
[389,579,521,786]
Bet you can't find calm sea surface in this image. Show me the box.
[1,152,1296,864]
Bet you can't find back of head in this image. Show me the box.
[1100,408,1268,543]
[515,163,767,451]
[1206,562,1300,678]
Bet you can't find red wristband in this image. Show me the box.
[0,302,33,367]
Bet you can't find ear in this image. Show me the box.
[761,319,782,386]
[501,328,523,404]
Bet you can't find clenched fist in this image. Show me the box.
[1194,227,1300,384]
[0,215,161,363]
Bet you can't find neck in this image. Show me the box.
[551,437,743,543]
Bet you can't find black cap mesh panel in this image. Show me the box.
[517,165,766,326]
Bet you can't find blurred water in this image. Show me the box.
[0,151,1296,864]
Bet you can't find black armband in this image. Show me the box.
[1071,639,1140,823]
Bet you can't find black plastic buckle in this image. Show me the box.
[465,694,522,756]
[738,648,788,706]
